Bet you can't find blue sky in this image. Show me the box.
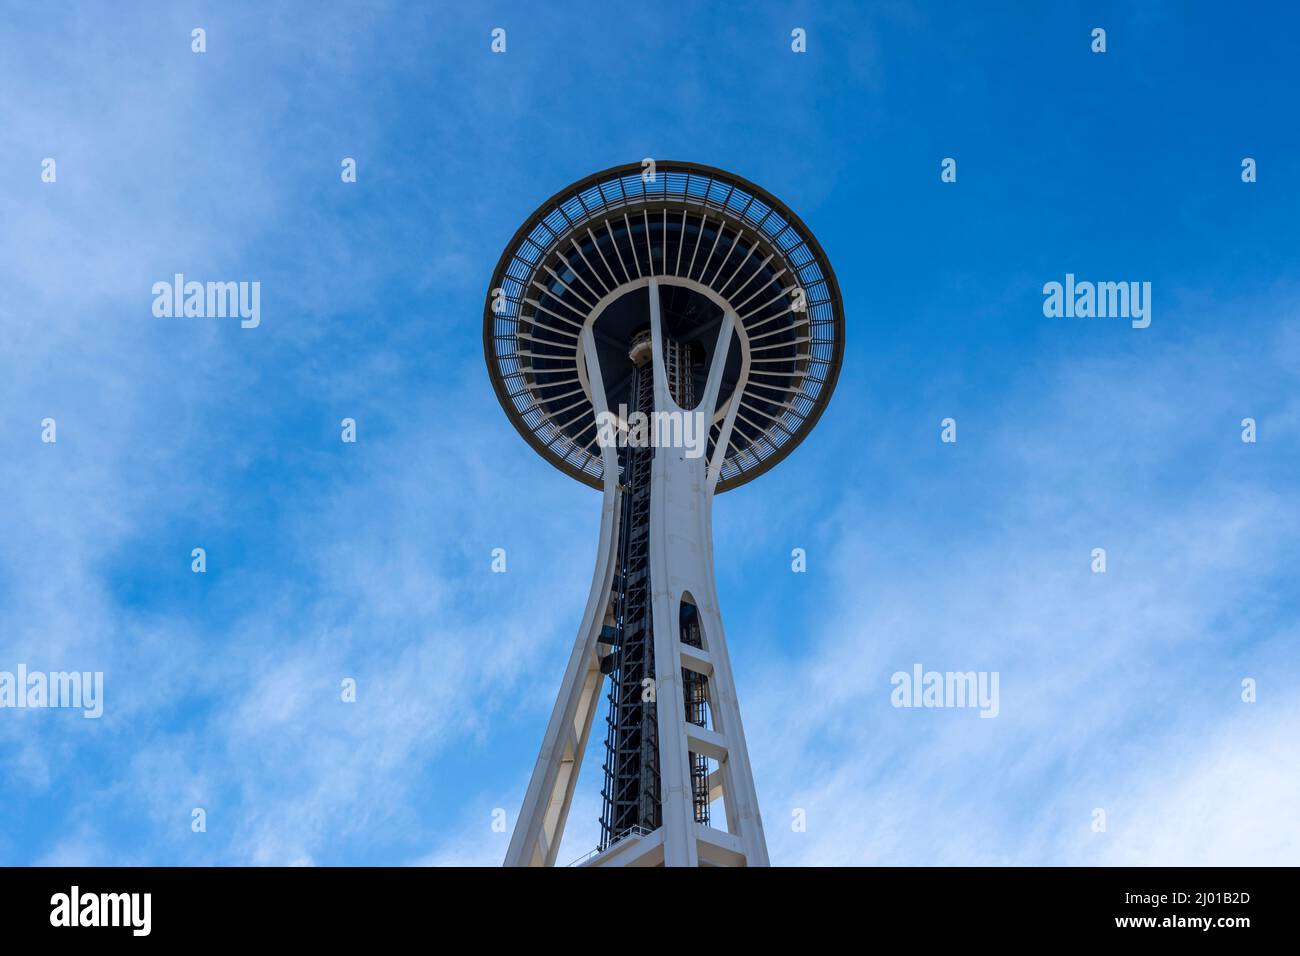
[1,1,1298,865]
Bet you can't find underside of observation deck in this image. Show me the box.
[484,161,845,494]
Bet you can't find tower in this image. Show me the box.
[485,161,844,867]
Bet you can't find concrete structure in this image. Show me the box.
[484,162,844,866]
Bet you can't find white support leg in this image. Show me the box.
[504,329,621,867]
[644,278,769,867]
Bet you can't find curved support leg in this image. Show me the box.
[504,330,622,867]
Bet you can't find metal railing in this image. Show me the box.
[566,825,653,867]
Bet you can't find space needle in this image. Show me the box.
[484,161,844,866]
